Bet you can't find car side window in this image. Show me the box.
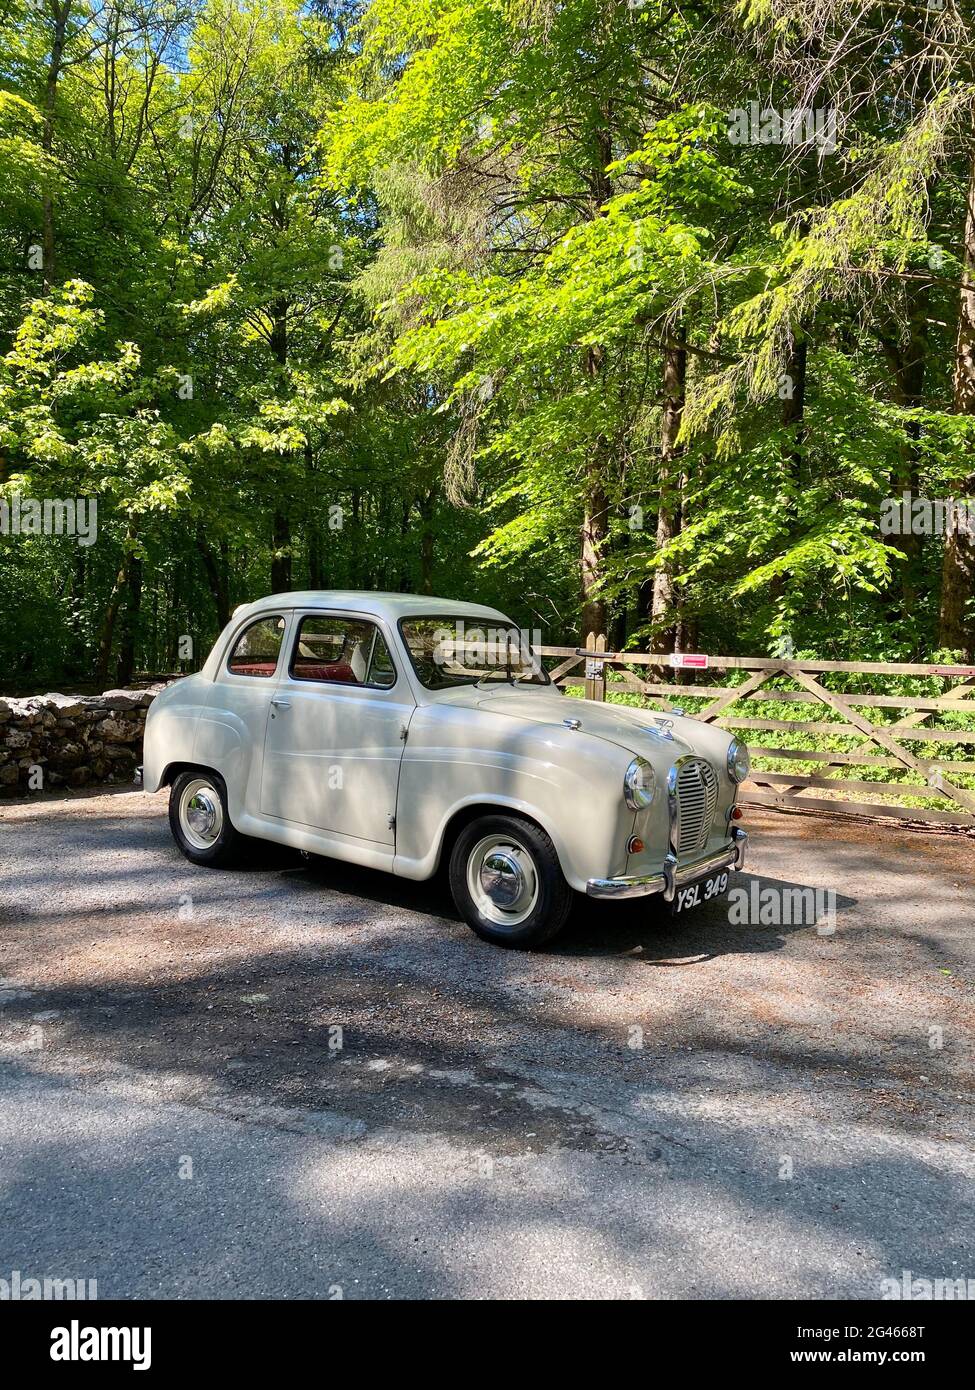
[290,616,396,689]
[226,616,286,678]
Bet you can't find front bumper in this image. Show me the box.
[586,827,748,902]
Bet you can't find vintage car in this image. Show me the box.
[142,591,749,947]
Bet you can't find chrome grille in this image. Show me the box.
[674,758,718,856]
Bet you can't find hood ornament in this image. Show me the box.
[641,716,674,740]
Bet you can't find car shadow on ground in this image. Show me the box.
[0,806,857,971]
[560,874,856,964]
[274,843,854,967]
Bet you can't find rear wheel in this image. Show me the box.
[169,770,244,868]
[449,814,573,949]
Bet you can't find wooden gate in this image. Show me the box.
[539,637,975,827]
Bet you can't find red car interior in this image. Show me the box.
[228,660,279,677]
[291,660,358,683]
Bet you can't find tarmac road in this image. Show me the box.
[1,789,973,1299]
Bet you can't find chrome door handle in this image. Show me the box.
[270,696,291,709]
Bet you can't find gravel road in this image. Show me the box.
[1,789,973,1298]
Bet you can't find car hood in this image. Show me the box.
[451,687,724,764]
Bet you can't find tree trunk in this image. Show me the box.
[768,329,808,616]
[878,287,928,624]
[398,498,412,590]
[66,546,86,672]
[197,534,231,628]
[308,522,324,589]
[939,139,975,657]
[269,298,292,593]
[116,554,143,686]
[304,443,325,589]
[419,489,435,594]
[41,1,71,286]
[650,323,687,653]
[271,512,292,593]
[149,584,159,674]
[166,563,183,669]
[95,547,132,687]
[578,121,613,644]
[580,459,609,642]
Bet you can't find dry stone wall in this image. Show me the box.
[0,687,165,796]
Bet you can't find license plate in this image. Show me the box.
[669,869,730,916]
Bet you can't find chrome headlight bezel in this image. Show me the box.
[623,756,656,811]
[727,738,750,784]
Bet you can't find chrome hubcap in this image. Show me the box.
[467,834,538,928]
[179,778,224,851]
[187,792,218,838]
[479,850,524,908]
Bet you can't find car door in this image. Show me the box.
[197,612,292,815]
[259,610,414,845]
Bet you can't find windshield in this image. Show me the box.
[399,617,550,690]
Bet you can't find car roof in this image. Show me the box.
[236,591,514,626]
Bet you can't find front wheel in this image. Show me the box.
[449,814,574,949]
[169,769,244,868]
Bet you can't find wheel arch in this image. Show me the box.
[158,760,227,790]
[431,799,573,885]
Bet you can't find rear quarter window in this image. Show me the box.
[227,616,286,678]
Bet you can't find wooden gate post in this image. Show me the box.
[584,632,607,702]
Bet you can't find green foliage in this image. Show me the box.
[1,0,975,690]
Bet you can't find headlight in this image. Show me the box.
[623,757,656,810]
[727,738,750,784]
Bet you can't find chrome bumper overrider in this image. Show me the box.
[586,827,748,902]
